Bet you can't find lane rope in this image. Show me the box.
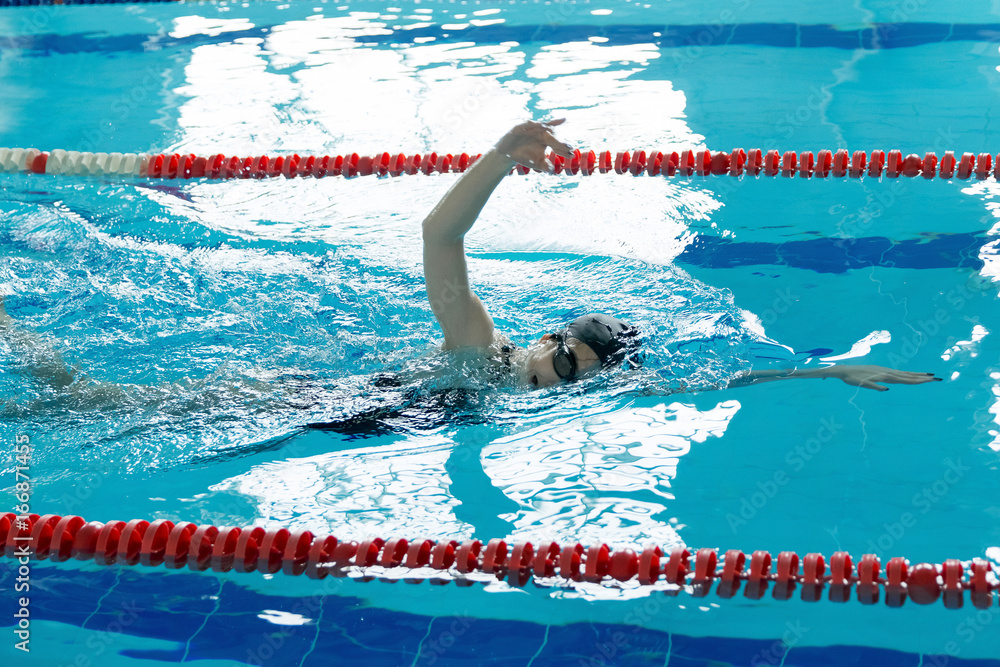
[2,512,996,608]
[1,147,998,180]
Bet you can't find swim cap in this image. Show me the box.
[563,313,640,367]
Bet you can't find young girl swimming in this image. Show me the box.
[0,119,939,433]
[420,118,940,393]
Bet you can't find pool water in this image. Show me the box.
[2,0,1000,665]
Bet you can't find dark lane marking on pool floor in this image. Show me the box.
[5,22,1000,56]
[677,231,991,274]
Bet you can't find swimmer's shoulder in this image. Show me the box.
[491,330,514,352]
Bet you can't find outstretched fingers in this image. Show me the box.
[885,370,941,385]
[853,370,941,390]
[859,380,890,391]
[542,118,573,159]
[498,118,573,169]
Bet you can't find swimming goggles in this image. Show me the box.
[550,331,578,381]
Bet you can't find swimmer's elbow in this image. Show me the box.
[421,217,441,244]
[421,215,443,245]
[422,198,476,246]
[422,215,461,246]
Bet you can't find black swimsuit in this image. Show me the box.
[489,344,515,382]
[305,344,518,437]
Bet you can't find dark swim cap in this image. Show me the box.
[563,313,641,367]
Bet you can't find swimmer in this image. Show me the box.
[421,118,941,392]
[1,119,939,427]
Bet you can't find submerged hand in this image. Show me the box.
[826,365,942,391]
[495,119,574,172]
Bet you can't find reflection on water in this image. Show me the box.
[483,399,741,547]
[212,438,471,539]
[208,399,740,549]
[0,169,760,552]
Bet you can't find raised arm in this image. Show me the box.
[422,119,572,349]
[729,364,941,391]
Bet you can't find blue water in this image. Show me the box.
[2,0,1000,665]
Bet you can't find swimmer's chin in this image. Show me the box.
[509,348,534,388]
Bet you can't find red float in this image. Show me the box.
[638,546,662,585]
[455,539,482,574]
[868,150,885,177]
[559,543,585,581]
[849,150,867,178]
[234,527,266,573]
[728,148,746,176]
[885,150,903,177]
[976,153,992,179]
[797,151,814,178]
[940,151,956,178]
[957,152,975,179]
[507,541,535,586]
[584,543,611,583]
[695,150,711,176]
[664,548,690,584]
[922,152,938,178]
[482,538,508,575]
[907,563,941,605]
[779,150,796,176]
[609,548,639,582]
[1,513,994,609]
[532,541,561,578]
[405,539,434,569]
[901,153,922,177]
[831,149,848,177]
[764,149,780,177]
[48,515,85,563]
[677,150,695,176]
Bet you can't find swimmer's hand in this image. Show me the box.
[495,119,574,172]
[730,364,941,391]
[821,364,941,391]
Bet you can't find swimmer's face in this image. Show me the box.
[520,334,601,388]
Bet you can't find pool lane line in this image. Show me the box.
[1,146,998,181]
[2,512,996,609]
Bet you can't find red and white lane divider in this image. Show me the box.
[2,512,997,608]
[2,147,1000,180]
